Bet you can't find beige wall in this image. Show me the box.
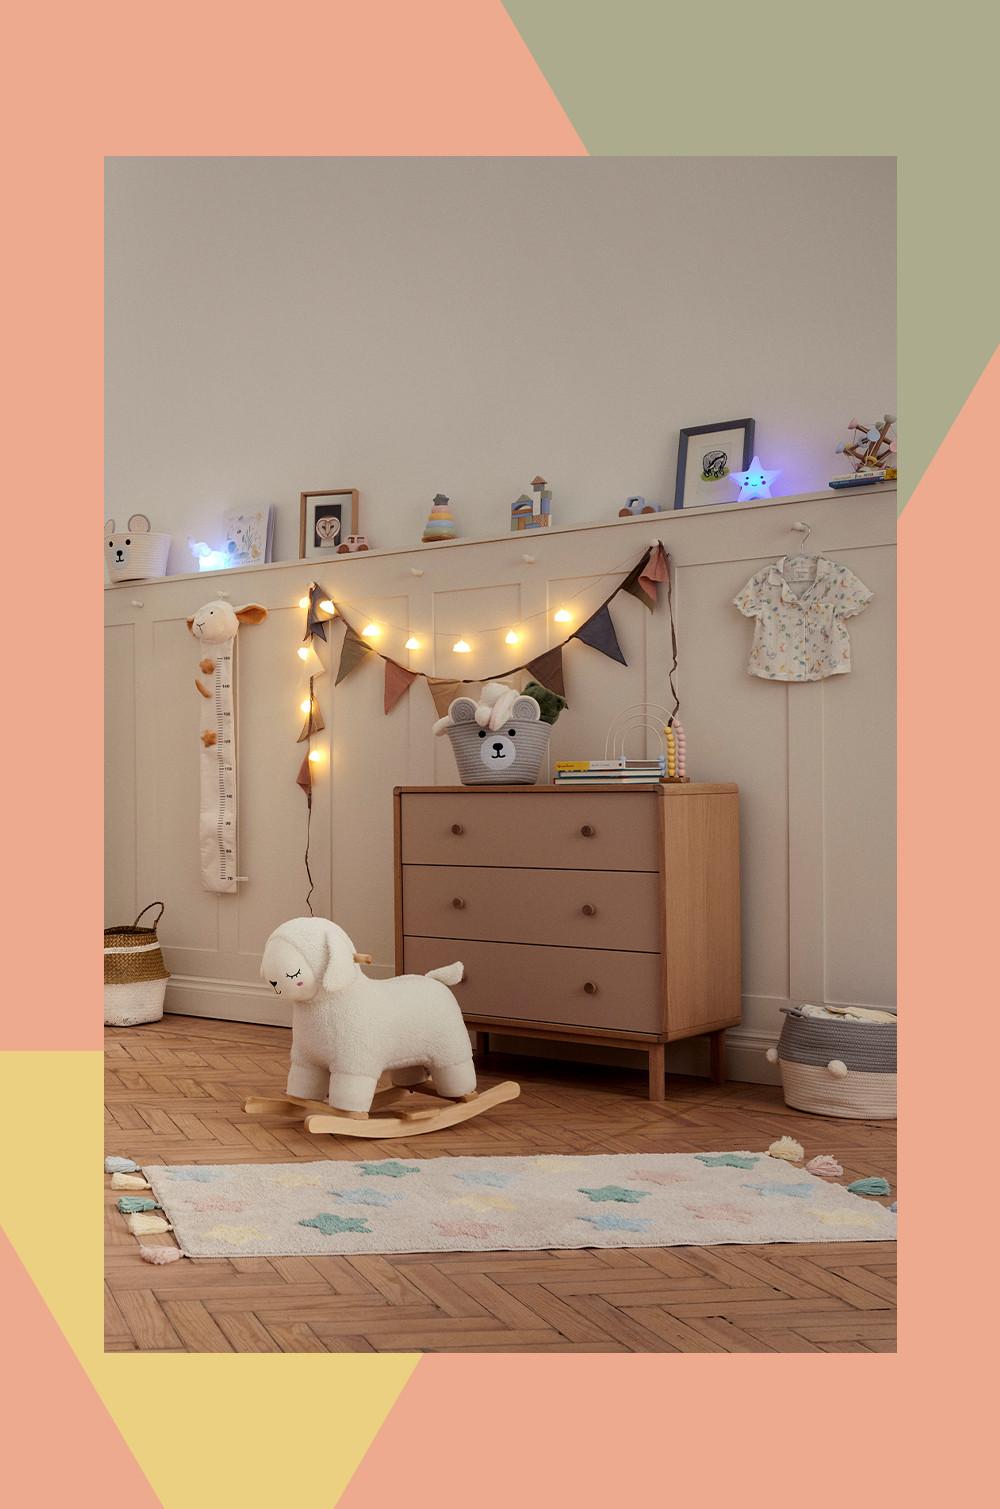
[104,488,896,1083]
[105,157,896,572]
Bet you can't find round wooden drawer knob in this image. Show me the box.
[580,824,596,837]
[451,823,464,835]
[583,981,599,995]
[452,898,465,910]
[582,904,597,917]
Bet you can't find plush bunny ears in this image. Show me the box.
[105,514,152,535]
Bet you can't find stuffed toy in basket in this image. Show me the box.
[104,902,170,1026]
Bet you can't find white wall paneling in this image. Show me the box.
[104,488,897,1082]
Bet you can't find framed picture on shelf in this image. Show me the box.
[299,489,360,559]
[674,418,755,509]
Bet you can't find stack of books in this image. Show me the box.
[554,759,665,785]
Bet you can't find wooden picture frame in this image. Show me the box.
[299,489,360,559]
[674,419,755,509]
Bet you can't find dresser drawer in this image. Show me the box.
[403,936,663,1035]
[402,865,660,953]
[399,791,659,871]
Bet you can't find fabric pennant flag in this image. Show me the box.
[335,624,373,685]
[526,646,566,701]
[384,661,419,714]
[305,583,334,643]
[638,543,669,603]
[621,547,657,611]
[295,752,312,798]
[574,602,627,666]
[427,677,464,719]
[296,700,326,743]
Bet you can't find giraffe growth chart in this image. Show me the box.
[186,598,267,892]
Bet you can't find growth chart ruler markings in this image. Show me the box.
[200,637,238,892]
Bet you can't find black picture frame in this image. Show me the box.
[674,418,756,509]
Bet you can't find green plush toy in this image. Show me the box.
[522,680,566,725]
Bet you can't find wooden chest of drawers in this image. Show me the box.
[394,783,741,1100]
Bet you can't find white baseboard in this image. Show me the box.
[164,972,781,1084]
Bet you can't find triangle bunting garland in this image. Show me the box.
[574,602,627,666]
[305,583,331,643]
[297,699,326,742]
[526,646,566,701]
[427,678,466,719]
[639,543,669,601]
[335,623,374,684]
[384,661,419,714]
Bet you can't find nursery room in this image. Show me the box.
[103,155,896,1355]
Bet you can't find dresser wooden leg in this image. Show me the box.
[471,1030,490,1058]
[648,1043,666,1102]
[709,1030,727,1085]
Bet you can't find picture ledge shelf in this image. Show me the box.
[104,483,897,590]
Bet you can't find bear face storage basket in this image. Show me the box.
[447,719,550,785]
[772,1007,896,1119]
[104,902,169,1026]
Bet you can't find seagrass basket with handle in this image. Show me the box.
[104,902,169,1026]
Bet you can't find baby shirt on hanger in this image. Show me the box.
[734,555,872,681]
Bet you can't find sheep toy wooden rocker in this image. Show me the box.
[243,918,520,1137]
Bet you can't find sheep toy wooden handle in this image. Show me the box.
[353,952,373,965]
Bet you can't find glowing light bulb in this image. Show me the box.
[504,629,520,646]
[361,623,380,639]
[298,596,310,610]
[553,608,572,623]
[452,638,471,654]
[404,636,420,651]
[307,749,322,764]
[299,699,312,715]
[318,599,336,615]
[296,646,311,661]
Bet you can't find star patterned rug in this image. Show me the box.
[140,1152,897,1257]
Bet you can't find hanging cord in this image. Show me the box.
[303,671,316,915]
[665,556,680,721]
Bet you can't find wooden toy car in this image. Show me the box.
[336,534,370,553]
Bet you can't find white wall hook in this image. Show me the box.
[217,589,230,599]
[522,553,536,564]
[410,567,424,577]
[130,599,144,608]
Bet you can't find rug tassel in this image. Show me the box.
[111,1171,150,1190]
[138,1244,184,1265]
[105,1155,139,1174]
[125,1212,172,1236]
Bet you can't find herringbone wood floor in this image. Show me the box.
[105,1016,896,1354]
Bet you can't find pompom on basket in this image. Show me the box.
[104,902,169,1027]
[769,1006,896,1120]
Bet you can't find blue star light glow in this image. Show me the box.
[731,455,780,501]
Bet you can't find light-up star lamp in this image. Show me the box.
[731,456,780,501]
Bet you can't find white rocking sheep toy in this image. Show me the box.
[246,918,520,1136]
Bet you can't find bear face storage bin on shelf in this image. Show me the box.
[767,1006,896,1119]
[104,902,170,1026]
[105,514,171,582]
[435,687,550,786]
[437,691,549,784]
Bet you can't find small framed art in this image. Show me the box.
[299,489,360,558]
[674,418,755,509]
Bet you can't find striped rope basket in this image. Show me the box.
[104,902,169,1026]
[768,1006,896,1120]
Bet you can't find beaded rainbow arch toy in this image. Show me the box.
[605,703,688,782]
